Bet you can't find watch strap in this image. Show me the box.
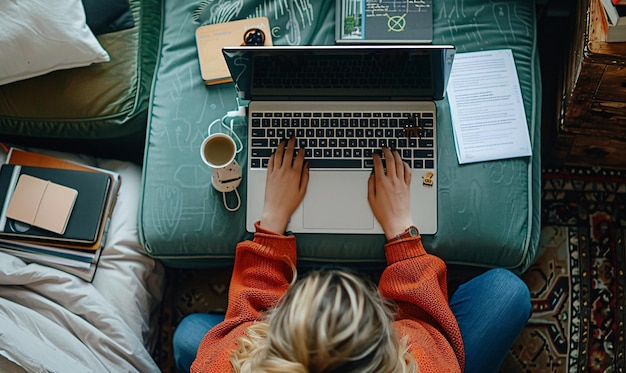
[388,225,420,243]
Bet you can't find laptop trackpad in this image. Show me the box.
[302,171,374,230]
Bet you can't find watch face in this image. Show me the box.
[409,227,419,236]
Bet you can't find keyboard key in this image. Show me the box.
[252,129,265,137]
[251,139,268,147]
[308,159,362,168]
[414,149,434,158]
[251,148,273,158]
[419,139,434,148]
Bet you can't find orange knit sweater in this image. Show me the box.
[191,223,465,372]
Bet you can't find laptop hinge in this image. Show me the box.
[252,96,433,101]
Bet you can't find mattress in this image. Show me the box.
[0,148,165,372]
[140,0,541,273]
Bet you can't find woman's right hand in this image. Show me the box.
[367,147,415,241]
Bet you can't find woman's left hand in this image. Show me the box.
[260,137,310,234]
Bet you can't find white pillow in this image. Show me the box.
[0,0,110,86]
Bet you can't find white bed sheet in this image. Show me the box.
[0,149,165,372]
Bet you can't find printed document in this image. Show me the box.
[446,49,532,164]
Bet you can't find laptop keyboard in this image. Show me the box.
[249,110,435,170]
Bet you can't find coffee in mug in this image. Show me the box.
[200,133,236,168]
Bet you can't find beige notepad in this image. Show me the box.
[6,175,78,235]
[195,17,272,85]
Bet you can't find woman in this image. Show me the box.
[174,137,531,372]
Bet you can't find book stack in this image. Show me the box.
[0,148,120,281]
[599,0,626,42]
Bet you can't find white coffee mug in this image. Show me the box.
[200,133,237,169]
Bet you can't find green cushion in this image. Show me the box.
[140,0,541,273]
[0,0,160,142]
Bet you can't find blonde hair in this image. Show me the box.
[231,269,417,373]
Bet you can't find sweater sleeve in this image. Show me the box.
[191,222,296,373]
[379,236,465,373]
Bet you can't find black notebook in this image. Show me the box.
[0,164,111,244]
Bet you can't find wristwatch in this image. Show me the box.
[391,225,419,242]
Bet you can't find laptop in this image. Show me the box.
[222,45,455,235]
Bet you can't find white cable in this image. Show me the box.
[226,118,244,153]
[222,189,241,212]
[206,114,245,212]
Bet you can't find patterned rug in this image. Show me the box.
[502,168,626,372]
[154,167,626,373]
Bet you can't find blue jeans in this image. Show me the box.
[449,268,531,373]
[173,313,225,372]
[173,268,531,373]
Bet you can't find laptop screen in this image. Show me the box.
[223,45,455,101]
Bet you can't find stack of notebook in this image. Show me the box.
[0,148,120,281]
